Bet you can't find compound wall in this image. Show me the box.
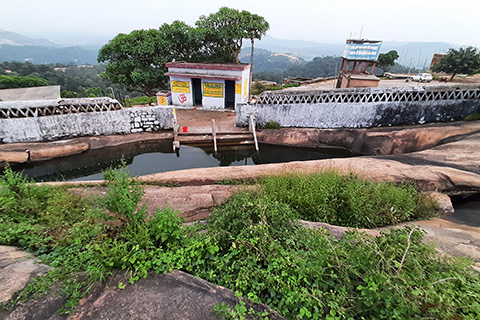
[0,98,174,143]
[236,85,480,128]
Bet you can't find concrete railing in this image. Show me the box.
[0,98,123,119]
[237,84,480,128]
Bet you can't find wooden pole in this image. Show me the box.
[173,108,178,151]
[250,114,259,152]
[212,119,217,153]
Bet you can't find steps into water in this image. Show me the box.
[176,132,255,147]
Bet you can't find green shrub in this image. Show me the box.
[2,166,477,320]
[124,96,156,107]
[258,171,436,228]
[465,113,480,121]
[263,120,281,129]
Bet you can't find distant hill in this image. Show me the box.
[252,35,464,69]
[0,29,98,64]
[0,44,98,64]
[0,28,58,47]
[239,48,304,73]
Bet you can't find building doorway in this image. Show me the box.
[192,78,202,106]
[225,80,235,109]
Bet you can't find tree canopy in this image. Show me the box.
[0,74,48,89]
[377,50,399,74]
[97,8,269,95]
[431,46,480,80]
[196,7,269,63]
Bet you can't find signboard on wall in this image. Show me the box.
[203,82,223,98]
[171,80,190,93]
[343,40,382,61]
[235,84,242,94]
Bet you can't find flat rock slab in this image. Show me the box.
[258,121,480,155]
[389,218,480,270]
[140,185,242,221]
[71,185,242,222]
[0,246,50,304]
[0,133,173,164]
[70,270,283,320]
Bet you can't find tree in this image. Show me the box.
[98,8,269,95]
[432,46,480,80]
[196,7,269,63]
[97,29,168,96]
[0,75,48,89]
[377,50,399,75]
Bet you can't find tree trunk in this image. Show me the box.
[450,73,456,81]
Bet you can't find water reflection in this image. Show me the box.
[10,140,353,182]
[446,195,480,227]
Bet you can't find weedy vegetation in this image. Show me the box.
[1,165,479,319]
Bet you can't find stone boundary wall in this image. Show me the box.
[236,85,480,128]
[0,98,174,143]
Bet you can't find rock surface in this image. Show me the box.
[257,121,480,156]
[69,270,283,320]
[0,132,172,164]
[0,246,50,304]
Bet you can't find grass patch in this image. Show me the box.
[124,95,156,107]
[1,166,477,320]
[216,178,257,186]
[465,113,480,121]
[259,171,437,228]
[263,120,281,129]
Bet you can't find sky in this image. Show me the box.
[2,0,479,47]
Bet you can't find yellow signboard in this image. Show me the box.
[171,80,190,93]
[203,82,223,98]
[235,83,241,94]
[243,78,248,98]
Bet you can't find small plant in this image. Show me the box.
[465,113,480,121]
[263,120,281,130]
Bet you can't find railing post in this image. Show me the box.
[212,119,217,153]
[250,114,259,152]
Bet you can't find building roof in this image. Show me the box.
[165,72,241,81]
[0,85,60,101]
[166,61,250,71]
[349,74,380,81]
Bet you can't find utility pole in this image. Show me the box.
[249,29,256,103]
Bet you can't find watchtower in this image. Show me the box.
[336,39,382,88]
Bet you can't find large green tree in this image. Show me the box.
[432,46,480,80]
[377,50,399,75]
[98,8,268,95]
[196,7,269,63]
[97,28,168,96]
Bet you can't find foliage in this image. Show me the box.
[98,7,269,95]
[196,7,269,63]
[251,81,299,95]
[258,172,436,228]
[377,50,400,74]
[196,189,478,319]
[1,167,478,320]
[247,54,342,84]
[97,29,171,96]
[432,46,480,80]
[0,74,48,89]
[465,113,480,121]
[263,120,281,129]
[124,95,157,107]
[0,61,127,98]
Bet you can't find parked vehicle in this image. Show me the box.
[406,73,433,82]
